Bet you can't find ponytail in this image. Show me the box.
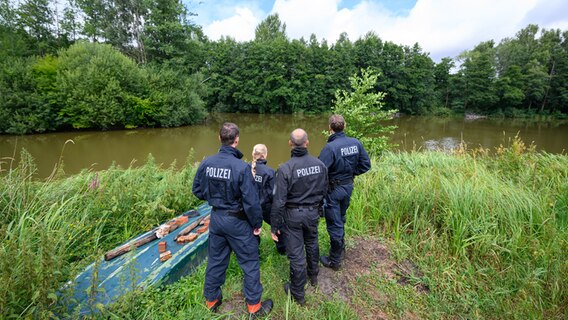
[251,158,258,176]
[251,144,268,177]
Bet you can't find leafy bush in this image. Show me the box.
[0,42,207,134]
[56,42,148,129]
[429,105,454,117]
[331,67,398,155]
[0,56,60,134]
[146,66,207,127]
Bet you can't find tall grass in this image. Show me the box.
[1,137,566,319]
[349,137,567,318]
[0,150,200,319]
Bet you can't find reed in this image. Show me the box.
[101,140,567,319]
[0,150,200,318]
[348,141,567,318]
[1,139,566,319]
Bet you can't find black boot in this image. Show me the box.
[320,238,342,271]
[309,275,318,287]
[284,282,306,306]
[248,299,273,318]
[340,238,345,261]
[320,255,340,271]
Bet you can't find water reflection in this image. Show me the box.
[423,137,462,152]
[390,116,568,153]
[1,114,567,178]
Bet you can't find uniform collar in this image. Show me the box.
[219,145,243,159]
[256,159,267,165]
[291,147,308,157]
[327,131,346,142]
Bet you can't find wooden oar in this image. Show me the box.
[174,214,210,242]
[104,230,159,261]
[104,215,207,261]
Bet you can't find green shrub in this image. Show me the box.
[56,42,148,129]
[430,105,454,117]
[331,67,398,155]
[0,42,209,132]
[146,66,207,127]
[0,55,62,134]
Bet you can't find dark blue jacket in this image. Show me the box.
[192,146,263,229]
[319,131,371,182]
[253,159,275,217]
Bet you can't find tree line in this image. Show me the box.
[0,0,207,134]
[1,1,567,134]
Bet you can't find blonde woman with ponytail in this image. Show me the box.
[251,144,285,254]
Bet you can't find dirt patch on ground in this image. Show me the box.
[316,236,391,300]
[218,291,248,318]
[217,236,427,319]
[313,236,428,319]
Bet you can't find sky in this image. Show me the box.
[187,0,568,62]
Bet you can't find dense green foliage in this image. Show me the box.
[331,67,397,155]
[204,21,568,117]
[0,42,206,133]
[57,42,150,129]
[0,0,207,134]
[348,142,567,318]
[1,141,566,318]
[1,2,568,133]
[0,151,201,318]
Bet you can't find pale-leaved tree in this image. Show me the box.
[331,67,398,155]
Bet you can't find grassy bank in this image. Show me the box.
[1,139,566,319]
[0,151,201,319]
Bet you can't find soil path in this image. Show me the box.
[218,236,428,319]
[313,236,428,319]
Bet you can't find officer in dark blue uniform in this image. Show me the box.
[250,144,285,254]
[192,122,273,317]
[319,115,371,270]
[271,129,328,305]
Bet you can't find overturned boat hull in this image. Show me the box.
[61,203,211,316]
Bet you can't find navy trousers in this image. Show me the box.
[203,212,263,304]
[324,184,354,240]
[284,206,320,300]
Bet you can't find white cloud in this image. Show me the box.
[203,7,260,42]
[381,0,540,58]
[200,0,568,61]
[272,0,339,40]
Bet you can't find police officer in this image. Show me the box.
[271,129,328,305]
[251,144,285,254]
[319,115,371,270]
[192,122,273,317]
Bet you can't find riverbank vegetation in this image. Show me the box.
[1,138,566,318]
[2,1,568,134]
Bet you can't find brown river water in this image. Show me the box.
[1,113,567,178]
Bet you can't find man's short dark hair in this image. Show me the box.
[329,114,345,132]
[290,129,308,147]
[220,122,239,146]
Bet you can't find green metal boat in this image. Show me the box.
[60,203,211,316]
